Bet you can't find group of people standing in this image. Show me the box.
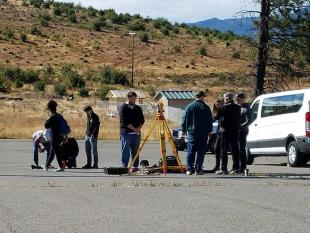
[182,91,251,175]
[31,91,145,173]
[32,90,250,175]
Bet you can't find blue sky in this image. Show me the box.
[60,0,259,23]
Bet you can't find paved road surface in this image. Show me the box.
[0,140,310,233]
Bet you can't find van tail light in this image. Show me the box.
[306,112,310,137]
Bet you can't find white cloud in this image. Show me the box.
[60,0,259,22]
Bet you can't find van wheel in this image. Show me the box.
[287,141,306,167]
[246,147,254,165]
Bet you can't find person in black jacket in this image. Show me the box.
[119,91,145,171]
[236,93,252,173]
[83,105,100,169]
[210,99,224,173]
[44,100,65,172]
[216,92,241,175]
[182,91,213,175]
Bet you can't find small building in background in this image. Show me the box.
[154,90,196,124]
[105,89,146,115]
[106,89,145,104]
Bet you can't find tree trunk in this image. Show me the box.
[255,0,271,96]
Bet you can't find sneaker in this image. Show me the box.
[195,171,204,175]
[42,165,48,171]
[92,164,98,169]
[82,164,92,169]
[185,170,192,175]
[54,168,65,172]
[215,169,228,175]
[228,169,239,175]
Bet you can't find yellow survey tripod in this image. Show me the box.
[128,101,184,175]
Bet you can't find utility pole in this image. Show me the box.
[255,0,270,96]
[129,32,136,87]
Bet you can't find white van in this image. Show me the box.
[247,89,310,167]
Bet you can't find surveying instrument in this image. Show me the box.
[128,101,185,175]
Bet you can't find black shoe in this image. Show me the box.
[82,164,91,169]
[210,167,220,173]
[92,164,98,169]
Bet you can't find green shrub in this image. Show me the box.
[14,79,23,88]
[40,18,49,27]
[67,10,77,23]
[43,65,54,78]
[29,0,43,8]
[173,45,182,53]
[43,1,51,8]
[53,6,62,16]
[0,76,7,91]
[34,80,45,91]
[153,18,172,29]
[139,33,149,43]
[54,83,66,96]
[172,27,180,34]
[180,23,188,29]
[30,26,41,36]
[79,87,89,97]
[5,29,14,40]
[20,33,27,42]
[129,21,145,31]
[232,51,241,59]
[92,20,103,31]
[199,47,207,56]
[161,27,169,36]
[110,13,130,25]
[96,86,111,100]
[3,67,38,85]
[23,70,39,83]
[87,6,97,18]
[99,66,129,86]
[61,66,85,88]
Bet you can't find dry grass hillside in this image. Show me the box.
[0,0,309,139]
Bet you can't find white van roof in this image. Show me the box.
[255,89,310,101]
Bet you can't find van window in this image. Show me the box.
[251,101,260,122]
[261,94,304,118]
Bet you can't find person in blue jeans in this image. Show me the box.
[83,105,100,169]
[32,129,55,169]
[118,91,145,172]
[182,91,213,175]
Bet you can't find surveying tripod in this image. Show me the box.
[128,101,184,175]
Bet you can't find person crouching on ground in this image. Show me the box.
[32,129,54,169]
[82,105,100,169]
[119,91,145,172]
[44,100,66,172]
[182,91,213,175]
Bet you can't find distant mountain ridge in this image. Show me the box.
[190,17,257,36]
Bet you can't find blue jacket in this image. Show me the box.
[182,100,213,135]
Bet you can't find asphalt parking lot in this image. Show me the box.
[0,140,310,233]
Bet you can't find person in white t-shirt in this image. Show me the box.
[32,129,54,169]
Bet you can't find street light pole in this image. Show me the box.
[129,32,136,87]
